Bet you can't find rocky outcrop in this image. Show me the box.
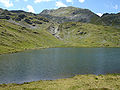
[0,9,51,29]
[24,19,33,24]
[47,24,62,39]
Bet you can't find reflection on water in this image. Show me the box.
[0,48,120,84]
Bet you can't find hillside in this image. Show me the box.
[0,20,63,54]
[0,8,52,29]
[0,7,120,54]
[48,22,120,47]
[0,8,65,54]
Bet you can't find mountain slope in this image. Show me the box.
[0,20,63,54]
[0,8,51,29]
[100,13,120,28]
[48,22,120,47]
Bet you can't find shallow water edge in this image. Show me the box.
[0,45,120,55]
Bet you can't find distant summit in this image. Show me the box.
[40,6,100,23]
[100,13,120,27]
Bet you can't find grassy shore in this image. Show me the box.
[0,74,120,90]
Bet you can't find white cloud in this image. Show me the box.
[15,0,19,2]
[113,5,118,10]
[66,0,73,3]
[96,13,103,17]
[27,5,35,13]
[56,1,67,8]
[24,0,28,1]
[0,0,13,7]
[34,0,52,3]
[79,0,85,3]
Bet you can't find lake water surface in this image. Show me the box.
[0,48,120,84]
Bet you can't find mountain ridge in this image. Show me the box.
[40,6,100,24]
[0,6,120,28]
[39,6,120,28]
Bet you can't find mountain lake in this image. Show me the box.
[0,48,120,84]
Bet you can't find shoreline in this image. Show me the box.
[0,73,120,85]
[0,45,120,55]
[0,74,120,89]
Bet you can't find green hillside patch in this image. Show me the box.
[0,20,120,54]
[0,20,63,54]
[59,22,120,47]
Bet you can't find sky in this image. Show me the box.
[0,0,119,16]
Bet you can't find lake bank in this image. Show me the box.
[0,44,120,55]
[0,74,120,90]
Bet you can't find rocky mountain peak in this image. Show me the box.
[40,6,99,23]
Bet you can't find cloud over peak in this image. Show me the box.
[27,5,35,13]
[56,1,67,8]
[96,13,103,17]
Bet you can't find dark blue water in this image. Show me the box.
[0,48,120,84]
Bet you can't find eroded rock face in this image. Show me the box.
[48,24,58,35]
[47,24,61,39]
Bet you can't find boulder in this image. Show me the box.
[24,19,32,24]
[32,21,42,24]
[18,14,26,19]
